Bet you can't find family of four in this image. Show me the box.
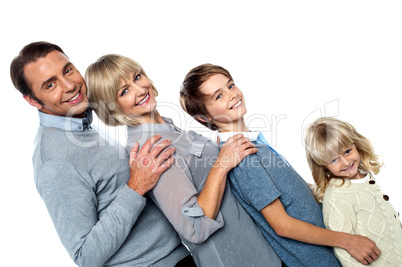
[10,41,401,266]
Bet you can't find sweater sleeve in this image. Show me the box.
[147,151,224,244]
[323,195,362,266]
[36,160,146,267]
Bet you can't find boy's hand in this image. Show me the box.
[216,133,258,172]
[344,234,381,265]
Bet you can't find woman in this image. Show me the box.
[85,54,281,266]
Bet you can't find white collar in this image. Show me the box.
[350,171,370,184]
[218,131,260,142]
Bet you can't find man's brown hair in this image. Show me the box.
[10,41,65,104]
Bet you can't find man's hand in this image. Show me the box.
[127,135,175,196]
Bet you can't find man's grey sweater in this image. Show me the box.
[32,111,188,266]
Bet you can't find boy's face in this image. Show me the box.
[23,50,89,118]
[199,74,247,130]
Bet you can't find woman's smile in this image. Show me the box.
[136,93,150,106]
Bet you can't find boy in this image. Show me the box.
[180,63,380,266]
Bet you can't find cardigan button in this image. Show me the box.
[383,195,389,201]
[369,180,376,184]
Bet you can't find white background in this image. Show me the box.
[1,1,401,266]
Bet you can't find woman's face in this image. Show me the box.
[116,72,157,119]
[199,73,247,128]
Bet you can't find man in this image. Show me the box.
[10,42,194,266]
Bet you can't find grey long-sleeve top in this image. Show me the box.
[126,117,281,267]
[33,111,188,267]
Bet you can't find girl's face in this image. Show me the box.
[116,72,157,121]
[325,144,364,180]
[199,74,247,129]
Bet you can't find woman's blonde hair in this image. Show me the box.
[304,117,382,202]
[85,54,158,126]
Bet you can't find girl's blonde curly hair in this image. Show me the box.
[304,117,382,202]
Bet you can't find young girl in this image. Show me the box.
[85,55,282,267]
[305,117,402,266]
[180,63,381,266]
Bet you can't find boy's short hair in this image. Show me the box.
[180,63,233,130]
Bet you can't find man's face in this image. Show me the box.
[24,50,89,118]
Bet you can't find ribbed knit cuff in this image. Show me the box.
[114,185,147,217]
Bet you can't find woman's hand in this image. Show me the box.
[127,134,175,196]
[215,133,258,173]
